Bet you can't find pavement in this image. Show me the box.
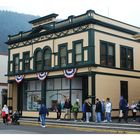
[0,117,140,133]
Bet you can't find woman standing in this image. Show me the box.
[85,98,92,123]
[130,101,137,121]
[72,99,80,122]
[2,105,9,124]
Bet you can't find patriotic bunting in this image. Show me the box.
[15,75,24,83]
[63,68,77,79]
[37,72,48,80]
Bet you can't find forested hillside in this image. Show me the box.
[0,10,39,54]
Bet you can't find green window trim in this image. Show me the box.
[13,53,20,74]
[43,46,52,70]
[120,46,133,70]
[72,39,83,65]
[58,43,68,67]
[34,48,43,71]
[23,51,30,72]
[100,40,115,67]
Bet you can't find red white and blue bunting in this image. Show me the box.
[36,72,48,80]
[63,68,77,79]
[15,75,24,83]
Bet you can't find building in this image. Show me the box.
[0,54,8,110]
[6,10,140,118]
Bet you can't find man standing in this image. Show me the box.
[105,98,112,123]
[118,96,129,123]
[39,104,49,127]
[95,98,102,123]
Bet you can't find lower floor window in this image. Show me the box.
[46,89,82,111]
[26,92,41,111]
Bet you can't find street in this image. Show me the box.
[0,122,139,134]
[0,122,117,134]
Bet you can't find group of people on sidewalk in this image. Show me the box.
[1,96,139,128]
[38,96,140,127]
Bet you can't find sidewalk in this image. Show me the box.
[19,117,140,132]
[0,117,140,132]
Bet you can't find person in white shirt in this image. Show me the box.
[2,104,9,124]
[105,98,112,123]
[130,101,137,121]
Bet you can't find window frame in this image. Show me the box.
[120,46,133,69]
[100,40,115,67]
[13,53,20,73]
[34,48,43,71]
[73,40,83,65]
[23,51,30,72]
[43,46,52,70]
[58,43,68,67]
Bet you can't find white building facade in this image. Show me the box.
[0,54,8,110]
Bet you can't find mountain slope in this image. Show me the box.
[0,10,39,54]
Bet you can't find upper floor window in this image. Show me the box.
[120,46,133,69]
[13,54,19,73]
[59,44,67,67]
[23,52,30,72]
[100,41,115,67]
[73,40,83,64]
[43,47,51,70]
[35,50,42,71]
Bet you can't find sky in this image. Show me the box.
[0,0,140,27]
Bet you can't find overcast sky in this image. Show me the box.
[0,0,140,27]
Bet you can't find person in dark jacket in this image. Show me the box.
[118,96,129,123]
[64,98,72,119]
[85,98,92,123]
[39,104,49,127]
[56,101,62,121]
[81,100,86,122]
[95,98,102,123]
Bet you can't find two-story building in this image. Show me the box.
[6,10,140,118]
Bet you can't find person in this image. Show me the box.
[118,96,129,123]
[81,100,86,122]
[105,98,112,123]
[2,104,9,124]
[11,110,20,125]
[101,99,105,121]
[72,99,80,122]
[95,98,102,123]
[64,98,72,120]
[85,98,92,123]
[136,100,140,123]
[56,101,62,121]
[130,101,137,121]
[39,104,49,127]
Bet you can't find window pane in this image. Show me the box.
[36,51,42,61]
[54,78,61,89]
[46,79,54,90]
[100,43,107,65]
[44,49,51,69]
[75,42,82,63]
[71,78,82,89]
[62,78,70,89]
[36,80,41,90]
[29,81,35,90]
[26,92,41,111]
[76,54,82,62]
[60,46,67,66]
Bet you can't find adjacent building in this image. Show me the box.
[0,54,8,110]
[6,10,140,118]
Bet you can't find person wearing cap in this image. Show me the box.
[72,99,80,122]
